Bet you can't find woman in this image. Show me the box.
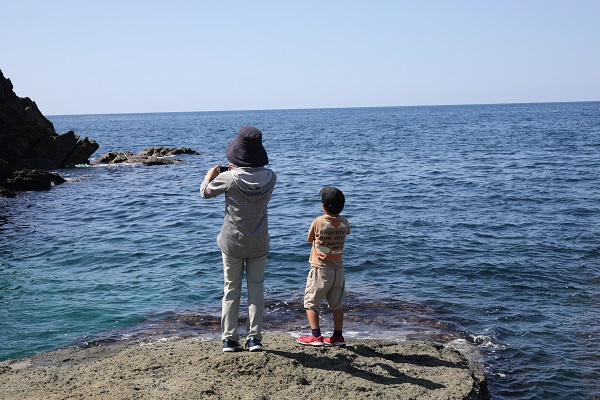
[200,126,276,352]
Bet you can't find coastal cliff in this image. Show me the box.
[0,69,99,197]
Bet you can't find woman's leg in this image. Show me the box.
[221,252,244,342]
[245,254,267,341]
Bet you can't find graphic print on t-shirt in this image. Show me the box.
[314,220,348,261]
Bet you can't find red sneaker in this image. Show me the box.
[324,336,346,346]
[297,334,324,346]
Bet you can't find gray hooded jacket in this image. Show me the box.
[200,167,276,258]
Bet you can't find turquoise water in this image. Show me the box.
[1,103,599,398]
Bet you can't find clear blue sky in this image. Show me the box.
[2,1,599,115]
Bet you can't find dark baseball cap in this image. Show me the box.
[319,186,345,215]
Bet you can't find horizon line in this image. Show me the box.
[47,100,600,118]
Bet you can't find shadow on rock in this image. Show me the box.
[268,346,446,390]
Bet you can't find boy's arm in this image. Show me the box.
[307,219,316,242]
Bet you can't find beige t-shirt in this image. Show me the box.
[308,214,350,269]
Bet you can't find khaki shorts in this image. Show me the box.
[304,266,345,311]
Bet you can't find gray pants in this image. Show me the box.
[221,252,267,342]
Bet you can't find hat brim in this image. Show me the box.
[226,140,269,167]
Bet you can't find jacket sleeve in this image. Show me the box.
[200,173,232,198]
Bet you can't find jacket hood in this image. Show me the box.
[232,167,276,202]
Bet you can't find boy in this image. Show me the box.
[298,187,350,347]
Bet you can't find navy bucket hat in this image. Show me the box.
[226,126,269,167]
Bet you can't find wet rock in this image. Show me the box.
[97,147,199,166]
[63,135,100,167]
[138,146,199,157]
[0,187,16,198]
[96,151,134,164]
[7,169,66,192]
[0,158,13,179]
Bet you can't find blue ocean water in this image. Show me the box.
[1,103,599,398]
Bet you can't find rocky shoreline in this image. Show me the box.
[0,333,489,399]
[0,69,199,197]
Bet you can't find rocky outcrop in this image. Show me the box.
[0,159,66,198]
[138,146,199,157]
[6,169,65,192]
[0,69,99,197]
[0,333,489,400]
[97,147,199,166]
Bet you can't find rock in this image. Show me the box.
[0,158,16,197]
[0,158,14,179]
[63,136,100,166]
[139,156,183,166]
[96,147,199,166]
[0,76,56,165]
[0,333,489,399]
[138,146,199,157]
[0,187,16,198]
[7,169,66,191]
[0,69,99,196]
[170,147,199,155]
[0,70,99,197]
[28,129,78,166]
[96,151,133,164]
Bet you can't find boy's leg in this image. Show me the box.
[298,267,326,345]
[332,307,344,332]
[306,309,320,330]
[304,267,327,333]
[245,254,267,341]
[298,308,324,345]
[324,269,346,345]
[325,308,346,346]
[221,252,244,342]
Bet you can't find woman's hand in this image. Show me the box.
[204,165,220,182]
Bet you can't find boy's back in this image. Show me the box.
[308,214,350,269]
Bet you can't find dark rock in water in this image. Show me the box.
[0,187,16,198]
[97,147,199,166]
[64,136,101,166]
[22,130,100,169]
[138,157,183,166]
[96,151,134,164]
[169,147,199,155]
[0,160,15,197]
[0,69,99,170]
[0,69,100,197]
[138,146,200,157]
[6,169,65,192]
[0,158,13,179]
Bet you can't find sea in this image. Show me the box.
[1,102,599,399]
